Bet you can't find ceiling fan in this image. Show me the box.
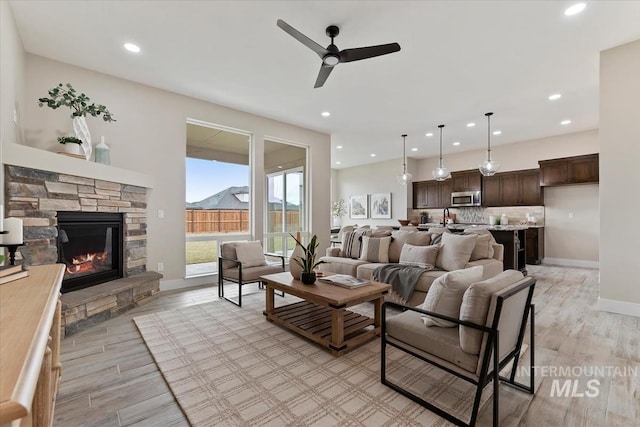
[277,19,401,88]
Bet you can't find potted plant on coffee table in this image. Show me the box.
[38,83,116,160]
[290,233,326,284]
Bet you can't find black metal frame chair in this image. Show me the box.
[381,276,536,427]
[218,251,285,307]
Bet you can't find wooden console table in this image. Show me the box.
[0,264,64,427]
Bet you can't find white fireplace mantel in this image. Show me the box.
[1,143,154,188]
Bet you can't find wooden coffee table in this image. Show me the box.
[261,272,391,356]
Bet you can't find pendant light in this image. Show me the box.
[432,124,451,181]
[479,112,499,176]
[397,134,413,185]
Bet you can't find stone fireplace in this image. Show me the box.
[4,163,159,335]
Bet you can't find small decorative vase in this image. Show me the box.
[63,143,83,155]
[332,215,342,228]
[301,272,316,285]
[94,136,111,165]
[289,244,304,280]
[73,116,92,160]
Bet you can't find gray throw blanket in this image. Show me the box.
[372,264,432,303]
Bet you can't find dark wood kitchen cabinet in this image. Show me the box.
[490,229,527,275]
[451,170,482,192]
[412,179,452,209]
[539,153,599,186]
[525,227,544,265]
[482,169,543,207]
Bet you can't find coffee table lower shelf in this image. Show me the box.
[267,301,378,356]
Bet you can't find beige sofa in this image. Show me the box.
[319,229,504,306]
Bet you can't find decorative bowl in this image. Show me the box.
[398,220,410,226]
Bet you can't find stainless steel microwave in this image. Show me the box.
[451,191,481,207]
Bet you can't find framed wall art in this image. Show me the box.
[370,193,391,219]
[350,194,368,219]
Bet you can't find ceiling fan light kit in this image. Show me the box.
[432,124,451,181]
[277,19,401,88]
[397,134,413,185]
[479,112,500,176]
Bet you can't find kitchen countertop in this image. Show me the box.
[415,223,541,231]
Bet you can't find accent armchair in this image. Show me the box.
[218,241,285,306]
[381,270,536,426]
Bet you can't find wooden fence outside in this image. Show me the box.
[186,209,300,233]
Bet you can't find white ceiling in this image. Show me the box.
[9,1,640,169]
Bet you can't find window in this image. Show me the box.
[185,121,251,277]
[264,139,307,256]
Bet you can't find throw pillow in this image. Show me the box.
[459,270,525,354]
[341,228,368,259]
[359,236,392,263]
[435,232,478,271]
[388,230,432,263]
[428,227,451,245]
[421,266,484,327]
[234,241,267,268]
[469,233,494,260]
[399,243,439,269]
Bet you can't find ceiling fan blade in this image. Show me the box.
[277,19,328,58]
[314,63,335,88]
[340,43,401,63]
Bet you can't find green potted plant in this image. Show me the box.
[56,136,84,156]
[38,83,116,160]
[290,233,326,284]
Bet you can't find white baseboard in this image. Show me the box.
[542,257,599,269]
[160,274,217,291]
[598,297,640,318]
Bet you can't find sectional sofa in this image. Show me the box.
[319,228,504,306]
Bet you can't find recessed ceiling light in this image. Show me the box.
[493,130,502,135]
[370,153,376,157]
[466,122,475,128]
[411,147,418,152]
[561,120,572,125]
[549,93,562,101]
[335,161,341,165]
[564,3,586,16]
[452,141,461,146]
[277,165,283,169]
[124,43,141,53]
[321,111,331,117]
[425,132,433,137]
[336,145,343,149]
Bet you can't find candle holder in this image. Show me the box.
[0,243,23,266]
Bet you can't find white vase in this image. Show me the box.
[332,215,342,228]
[289,244,304,280]
[73,116,92,160]
[63,143,82,155]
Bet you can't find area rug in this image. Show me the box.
[133,294,492,426]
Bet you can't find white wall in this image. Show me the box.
[8,54,330,285]
[333,157,410,228]
[0,0,26,216]
[599,39,640,316]
[543,184,599,265]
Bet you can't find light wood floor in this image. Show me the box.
[53,265,639,426]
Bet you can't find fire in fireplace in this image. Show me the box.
[57,211,124,293]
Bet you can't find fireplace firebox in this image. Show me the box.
[57,211,124,293]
